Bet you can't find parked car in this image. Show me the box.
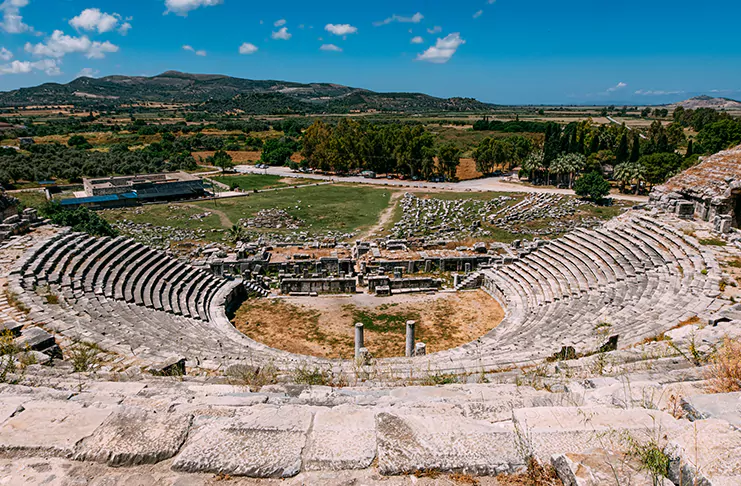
[361,170,376,179]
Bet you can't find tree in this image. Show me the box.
[522,149,545,183]
[209,150,234,171]
[473,137,512,174]
[629,133,641,163]
[614,161,646,193]
[437,143,461,181]
[639,152,683,186]
[574,172,611,202]
[696,119,741,154]
[68,135,91,149]
[261,138,297,166]
[39,202,117,237]
[615,133,629,164]
[552,153,586,188]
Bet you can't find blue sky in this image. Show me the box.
[0,0,738,104]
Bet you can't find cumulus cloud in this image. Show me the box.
[70,8,128,34]
[607,82,627,93]
[0,47,12,61]
[410,36,424,44]
[239,42,258,54]
[182,45,206,56]
[374,12,423,26]
[0,58,60,75]
[325,23,357,36]
[427,26,442,34]
[473,10,483,18]
[320,44,342,52]
[77,67,99,78]
[416,32,465,64]
[25,30,119,59]
[164,0,222,16]
[272,26,291,40]
[274,18,286,27]
[0,0,31,34]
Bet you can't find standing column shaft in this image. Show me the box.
[355,323,364,359]
[405,320,416,357]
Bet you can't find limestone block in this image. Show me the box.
[682,392,741,430]
[376,411,520,476]
[15,326,55,352]
[513,406,681,462]
[0,401,113,457]
[73,407,192,466]
[304,405,376,471]
[668,419,741,486]
[172,405,312,477]
[552,450,673,486]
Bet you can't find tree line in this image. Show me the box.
[299,120,461,180]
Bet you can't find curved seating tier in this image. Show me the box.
[7,210,726,376]
[401,212,724,373]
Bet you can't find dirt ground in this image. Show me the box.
[232,290,504,359]
[456,158,483,181]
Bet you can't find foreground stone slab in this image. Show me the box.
[514,406,681,462]
[668,419,741,486]
[73,407,192,466]
[682,392,741,429]
[304,405,376,471]
[0,401,113,457]
[552,450,673,486]
[171,405,312,477]
[376,411,520,476]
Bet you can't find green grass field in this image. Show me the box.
[12,190,48,209]
[103,184,393,242]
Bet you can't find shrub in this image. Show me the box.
[574,171,611,202]
[226,363,277,391]
[68,341,100,373]
[39,202,117,237]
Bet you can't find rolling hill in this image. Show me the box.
[0,71,494,114]
[672,95,741,110]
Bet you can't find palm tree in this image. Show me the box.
[614,161,646,194]
[523,149,545,184]
[552,153,586,188]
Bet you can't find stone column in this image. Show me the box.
[414,342,426,356]
[354,323,364,360]
[405,320,415,357]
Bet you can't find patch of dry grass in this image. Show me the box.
[705,337,741,393]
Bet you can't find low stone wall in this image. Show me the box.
[280,277,357,295]
[366,276,442,293]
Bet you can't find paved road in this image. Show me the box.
[235,165,649,203]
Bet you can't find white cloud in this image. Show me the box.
[118,22,132,35]
[473,10,483,19]
[77,67,99,78]
[272,26,291,40]
[416,32,465,64]
[0,0,31,34]
[164,0,222,16]
[0,47,12,61]
[182,45,206,56]
[374,12,423,26]
[25,30,119,59]
[410,36,424,44]
[634,89,685,96]
[607,82,627,93]
[320,43,342,52]
[0,58,60,76]
[239,42,258,54]
[427,26,442,34]
[325,23,357,36]
[70,8,126,34]
[274,18,286,27]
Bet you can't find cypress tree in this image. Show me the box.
[630,133,641,162]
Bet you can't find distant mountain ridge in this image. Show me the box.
[0,71,495,114]
[671,95,741,110]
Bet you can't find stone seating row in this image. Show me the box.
[16,232,226,322]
